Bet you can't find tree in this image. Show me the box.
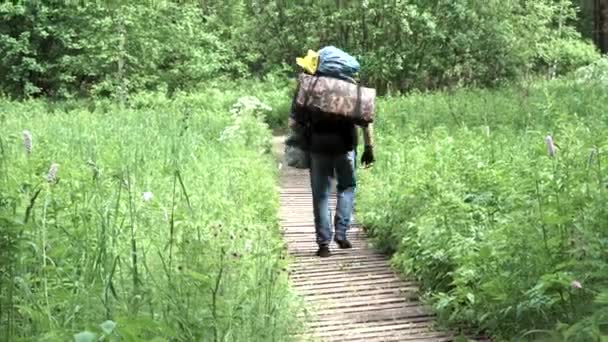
[595,0,608,52]
[0,0,601,98]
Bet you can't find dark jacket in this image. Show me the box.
[289,75,359,155]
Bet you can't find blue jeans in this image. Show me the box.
[309,150,356,246]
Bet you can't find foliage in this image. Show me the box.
[573,55,608,85]
[190,76,295,130]
[0,93,304,341]
[0,1,245,99]
[235,0,600,93]
[1,1,607,340]
[357,77,608,340]
[0,0,601,100]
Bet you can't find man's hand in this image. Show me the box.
[361,145,375,167]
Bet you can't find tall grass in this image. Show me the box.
[358,74,608,340]
[0,91,304,341]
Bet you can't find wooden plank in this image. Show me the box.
[290,268,396,281]
[290,262,395,275]
[302,287,418,302]
[307,308,437,324]
[288,249,374,258]
[291,260,391,271]
[307,313,438,331]
[305,296,419,311]
[311,302,430,317]
[307,317,435,330]
[293,276,414,289]
[312,323,449,339]
[335,332,454,342]
[291,252,388,261]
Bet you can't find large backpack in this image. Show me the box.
[294,73,376,127]
[285,47,374,168]
[316,46,360,79]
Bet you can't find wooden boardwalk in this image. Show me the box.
[279,165,461,342]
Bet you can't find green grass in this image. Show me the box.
[4,65,607,342]
[358,76,608,341]
[0,91,304,341]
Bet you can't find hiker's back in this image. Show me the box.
[288,46,374,157]
[309,115,357,155]
[287,45,376,258]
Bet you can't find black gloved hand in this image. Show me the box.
[361,145,375,167]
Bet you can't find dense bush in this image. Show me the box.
[0,1,246,99]
[0,93,303,341]
[219,0,601,93]
[0,0,601,99]
[358,75,608,340]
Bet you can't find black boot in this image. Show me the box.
[334,238,352,249]
[316,245,331,257]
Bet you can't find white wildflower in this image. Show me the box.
[545,135,556,157]
[46,163,59,183]
[483,126,490,138]
[142,191,153,202]
[230,96,272,117]
[244,240,253,253]
[22,130,32,154]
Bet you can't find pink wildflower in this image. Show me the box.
[571,280,582,289]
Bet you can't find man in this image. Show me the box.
[289,79,375,258]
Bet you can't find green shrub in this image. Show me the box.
[573,56,608,85]
[359,79,608,340]
[0,92,303,341]
[1,1,601,98]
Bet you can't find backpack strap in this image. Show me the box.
[304,75,321,107]
[338,75,363,126]
[353,84,363,125]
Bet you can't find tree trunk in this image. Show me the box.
[361,3,368,51]
[602,0,608,53]
[595,0,608,53]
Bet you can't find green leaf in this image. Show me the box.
[478,246,491,259]
[466,292,475,304]
[187,270,210,283]
[100,320,117,335]
[594,289,608,305]
[74,331,96,342]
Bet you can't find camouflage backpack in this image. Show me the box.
[294,73,376,126]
